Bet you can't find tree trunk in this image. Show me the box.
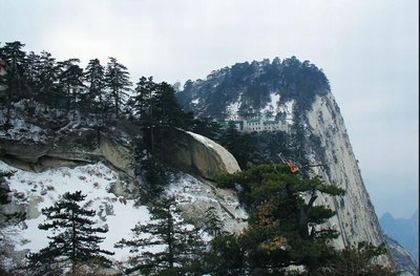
[71,210,76,275]
[167,212,174,269]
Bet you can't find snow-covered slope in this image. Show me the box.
[0,161,246,270]
[0,161,150,266]
[166,172,247,234]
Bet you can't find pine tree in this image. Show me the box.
[129,76,192,151]
[202,234,247,276]
[130,76,155,122]
[0,170,25,274]
[203,206,224,236]
[57,59,85,112]
[216,164,345,273]
[0,41,27,126]
[25,51,42,96]
[129,77,192,199]
[134,139,169,199]
[152,81,191,129]
[26,191,114,275]
[191,117,222,141]
[104,57,131,118]
[218,121,258,169]
[84,58,107,117]
[315,242,397,276]
[115,197,204,275]
[38,51,59,98]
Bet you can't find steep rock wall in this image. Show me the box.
[0,129,136,178]
[305,93,389,262]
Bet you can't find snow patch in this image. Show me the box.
[0,161,151,263]
[278,99,295,122]
[261,93,280,117]
[0,117,47,143]
[166,172,247,234]
[226,94,242,120]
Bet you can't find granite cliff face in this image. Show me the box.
[152,127,240,179]
[304,93,384,249]
[0,127,135,179]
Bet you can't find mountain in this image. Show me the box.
[380,210,419,264]
[177,57,396,264]
[0,45,405,274]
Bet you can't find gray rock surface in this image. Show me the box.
[385,235,418,275]
[305,93,393,266]
[151,127,241,180]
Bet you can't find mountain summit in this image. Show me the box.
[178,56,406,268]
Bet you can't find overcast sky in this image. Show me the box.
[1,0,418,218]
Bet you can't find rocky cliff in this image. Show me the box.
[305,93,384,249]
[385,235,419,276]
[152,127,240,179]
[0,107,247,269]
[0,111,240,183]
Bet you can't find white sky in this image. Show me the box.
[1,0,418,218]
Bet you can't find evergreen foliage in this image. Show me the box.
[115,197,204,275]
[84,58,107,117]
[190,117,222,141]
[57,59,85,112]
[202,234,247,275]
[312,242,398,276]
[0,170,25,227]
[128,76,196,200]
[212,164,345,274]
[218,121,259,169]
[129,76,192,130]
[104,57,131,118]
[26,191,114,275]
[0,42,397,275]
[176,56,330,119]
[203,206,225,236]
[134,136,170,200]
[0,41,28,126]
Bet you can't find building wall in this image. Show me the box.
[228,118,291,133]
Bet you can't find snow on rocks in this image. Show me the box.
[0,161,151,263]
[226,94,242,121]
[261,93,280,116]
[278,99,295,122]
[0,117,47,143]
[166,172,248,234]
